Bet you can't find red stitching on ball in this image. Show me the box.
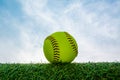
[46,36,60,63]
[64,32,78,55]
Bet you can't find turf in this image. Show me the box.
[0,62,120,80]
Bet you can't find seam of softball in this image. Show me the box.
[46,36,60,62]
[64,32,78,55]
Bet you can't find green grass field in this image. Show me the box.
[0,62,120,80]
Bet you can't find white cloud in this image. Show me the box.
[0,39,19,63]
[19,0,59,27]
[64,3,81,14]
[16,47,47,63]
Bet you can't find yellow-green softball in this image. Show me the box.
[43,31,78,63]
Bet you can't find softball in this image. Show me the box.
[43,31,78,63]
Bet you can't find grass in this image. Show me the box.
[0,62,120,80]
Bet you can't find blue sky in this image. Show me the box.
[0,0,120,63]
